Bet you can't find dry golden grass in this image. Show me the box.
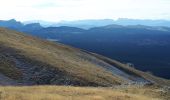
[0,86,166,100]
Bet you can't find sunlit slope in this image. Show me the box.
[0,27,124,86]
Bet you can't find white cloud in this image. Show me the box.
[0,0,170,21]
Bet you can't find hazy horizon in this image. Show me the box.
[0,0,170,22]
[1,18,170,24]
[1,18,170,23]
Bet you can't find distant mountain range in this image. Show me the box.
[1,19,170,79]
[23,18,170,29]
[2,18,170,29]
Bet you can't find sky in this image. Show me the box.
[0,0,170,22]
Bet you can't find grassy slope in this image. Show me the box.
[0,86,169,100]
[0,27,169,86]
[0,27,124,86]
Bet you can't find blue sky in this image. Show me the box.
[0,0,170,22]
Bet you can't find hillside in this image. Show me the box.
[0,27,170,100]
[0,27,170,86]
